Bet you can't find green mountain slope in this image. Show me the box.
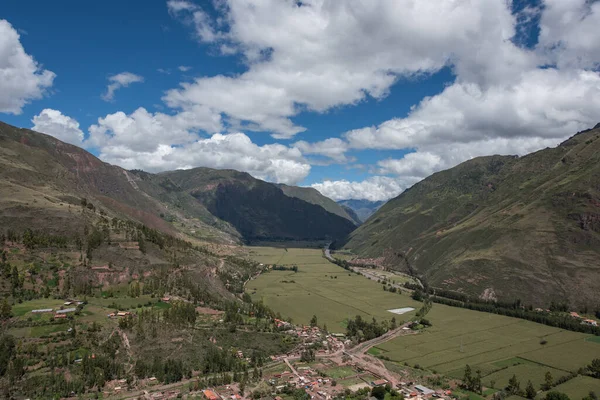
[161,169,357,242]
[277,184,358,224]
[345,126,600,308]
[0,121,355,244]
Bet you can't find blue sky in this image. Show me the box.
[1,1,599,201]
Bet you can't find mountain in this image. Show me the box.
[337,199,384,222]
[344,126,600,308]
[277,184,358,224]
[339,204,362,225]
[0,121,355,244]
[157,169,356,242]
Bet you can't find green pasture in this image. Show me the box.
[538,376,600,399]
[11,298,65,317]
[246,247,420,328]
[321,365,358,379]
[374,303,597,395]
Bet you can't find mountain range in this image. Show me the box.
[337,199,384,223]
[344,124,600,308]
[2,120,600,308]
[0,121,355,245]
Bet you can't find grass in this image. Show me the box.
[11,298,65,316]
[320,366,357,379]
[368,347,383,356]
[246,247,421,329]
[537,376,599,399]
[584,336,600,344]
[375,304,596,396]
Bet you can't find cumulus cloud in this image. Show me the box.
[311,176,407,202]
[537,0,600,70]
[0,19,55,114]
[293,138,350,164]
[31,109,84,145]
[102,72,144,101]
[164,0,536,138]
[87,108,309,184]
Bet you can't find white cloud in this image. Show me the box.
[346,69,600,151]
[293,138,350,163]
[537,0,600,70]
[102,72,144,101]
[164,0,535,138]
[0,19,55,114]
[31,109,84,145]
[178,65,192,72]
[87,108,309,184]
[87,106,221,152]
[311,176,407,202]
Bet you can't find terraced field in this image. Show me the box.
[246,247,420,329]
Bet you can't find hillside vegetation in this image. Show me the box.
[345,125,600,308]
[0,121,354,244]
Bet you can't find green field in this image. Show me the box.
[320,366,358,379]
[538,376,599,399]
[246,247,421,329]
[374,304,598,395]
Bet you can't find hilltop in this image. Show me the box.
[344,125,600,308]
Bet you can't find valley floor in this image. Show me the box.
[246,246,600,400]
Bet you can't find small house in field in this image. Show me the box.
[582,319,598,326]
[54,313,67,319]
[372,379,388,387]
[570,312,582,318]
[161,296,171,302]
[56,307,77,314]
[32,309,53,313]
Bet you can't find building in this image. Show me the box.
[56,307,77,314]
[582,319,598,326]
[372,379,388,386]
[31,309,53,313]
[54,313,67,319]
[415,385,435,396]
[203,390,221,400]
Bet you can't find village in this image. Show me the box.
[99,318,455,400]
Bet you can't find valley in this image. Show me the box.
[246,246,600,400]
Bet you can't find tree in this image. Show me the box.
[0,298,12,320]
[507,374,521,395]
[462,364,473,390]
[542,371,554,390]
[582,392,598,400]
[371,386,386,400]
[544,392,570,400]
[138,235,147,254]
[310,314,318,327]
[473,370,482,394]
[588,358,600,379]
[525,380,536,399]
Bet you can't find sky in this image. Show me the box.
[1,0,599,202]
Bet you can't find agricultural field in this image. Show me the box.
[538,376,600,399]
[371,304,599,396]
[246,247,421,329]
